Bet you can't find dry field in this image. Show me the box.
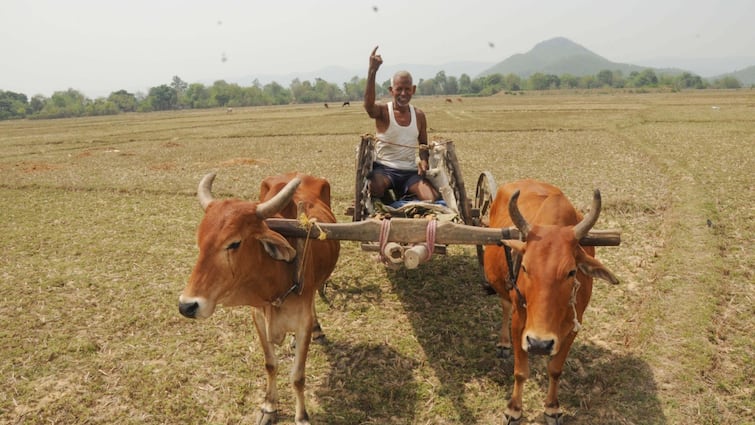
[1,90,752,424]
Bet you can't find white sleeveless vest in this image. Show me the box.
[375,102,418,170]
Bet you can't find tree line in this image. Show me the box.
[0,70,746,120]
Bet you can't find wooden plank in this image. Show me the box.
[265,218,621,246]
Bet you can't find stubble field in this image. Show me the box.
[1,90,752,424]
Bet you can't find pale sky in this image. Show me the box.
[2,0,753,98]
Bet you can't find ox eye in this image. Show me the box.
[226,241,241,251]
[567,269,577,279]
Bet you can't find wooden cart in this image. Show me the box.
[267,135,620,270]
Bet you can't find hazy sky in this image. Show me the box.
[2,0,753,98]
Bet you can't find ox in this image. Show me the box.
[484,179,618,425]
[179,172,340,425]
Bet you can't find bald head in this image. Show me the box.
[392,71,413,86]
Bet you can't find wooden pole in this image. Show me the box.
[265,218,621,247]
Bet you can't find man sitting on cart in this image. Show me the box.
[363,46,439,204]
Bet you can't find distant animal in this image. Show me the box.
[179,172,340,425]
[483,179,618,424]
[342,101,350,107]
[457,98,463,103]
[445,98,453,103]
[226,107,233,113]
[324,103,329,108]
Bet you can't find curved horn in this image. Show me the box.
[255,176,302,219]
[197,173,217,211]
[508,189,530,239]
[574,189,602,240]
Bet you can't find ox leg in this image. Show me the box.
[251,308,279,425]
[543,335,576,425]
[504,310,529,423]
[291,306,314,425]
[497,297,513,357]
[311,300,326,343]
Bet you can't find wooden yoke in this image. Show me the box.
[265,218,621,247]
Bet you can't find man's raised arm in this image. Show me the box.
[364,46,383,119]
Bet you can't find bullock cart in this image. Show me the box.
[266,135,620,270]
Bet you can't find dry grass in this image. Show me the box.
[1,90,753,424]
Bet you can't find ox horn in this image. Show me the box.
[197,173,217,211]
[508,189,530,239]
[574,189,602,240]
[255,176,302,219]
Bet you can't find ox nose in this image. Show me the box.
[178,301,199,319]
[526,335,555,356]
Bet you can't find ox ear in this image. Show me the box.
[500,239,526,254]
[258,231,297,262]
[576,250,619,284]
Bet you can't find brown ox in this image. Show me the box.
[484,179,618,425]
[178,172,340,425]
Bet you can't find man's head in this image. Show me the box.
[390,71,416,108]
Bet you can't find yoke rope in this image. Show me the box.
[425,219,437,259]
[378,218,392,266]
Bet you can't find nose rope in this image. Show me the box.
[570,279,582,332]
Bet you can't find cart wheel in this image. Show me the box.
[353,135,374,222]
[443,141,472,225]
[474,171,497,268]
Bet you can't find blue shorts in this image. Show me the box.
[371,162,423,199]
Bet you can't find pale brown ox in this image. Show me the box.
[484,179,618,425]
[178,172,340,425]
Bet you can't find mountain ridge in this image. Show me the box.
[222,37,754,87]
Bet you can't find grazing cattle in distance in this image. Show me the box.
[179,172,340,425]
[342,101,350,107]
[445,98,453,103]
[227,107,233,113]
[483,179,618,425]
[324,103,329,108]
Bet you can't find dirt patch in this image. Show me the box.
[17,162,61,173]
[219,157,269,167]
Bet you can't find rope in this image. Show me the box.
[569,279,582,332]
[378,218,392,266]
[425,219,437,259]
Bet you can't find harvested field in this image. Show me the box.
[1,90,753,424]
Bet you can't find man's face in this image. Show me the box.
[390,76,415,107]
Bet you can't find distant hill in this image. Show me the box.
[710,65,755,86]
[219,37,753,88]
[479,37,685,78]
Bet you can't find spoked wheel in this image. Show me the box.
[442,141,472,225]
[353,135,374,222]
[474,171,497,269]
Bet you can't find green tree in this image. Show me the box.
[712,76,741,89]
[458,74,472,94]
[108,90,137,112]
[145,84,177,111]
[183,83,210,108]
[0,90,29,119]
[596,69,613,87]
[37,89,88,118]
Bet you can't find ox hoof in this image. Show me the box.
[496,344,512,359]
[312,333,328,345]
[255,409,277,425]
[503,413,522,425]
[544,411,565,425]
